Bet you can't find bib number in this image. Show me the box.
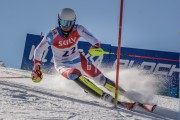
[62,47,76,57]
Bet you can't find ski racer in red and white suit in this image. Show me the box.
[31,8,136,109]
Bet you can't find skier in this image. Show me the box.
[31,8,145,110]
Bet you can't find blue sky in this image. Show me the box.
[0,0,179,68]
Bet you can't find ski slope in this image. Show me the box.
[0,67,179,120]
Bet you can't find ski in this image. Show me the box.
[137,103,157,112]
[116,102,172,120]
[116,101,157,112]
[117,101,136,110]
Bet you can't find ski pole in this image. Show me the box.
[89,48,180,62]
[0,76,31,79]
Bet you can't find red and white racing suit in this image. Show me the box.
[34,24,107,86]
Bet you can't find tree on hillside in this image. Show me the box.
[0,60,6,67]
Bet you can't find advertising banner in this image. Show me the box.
[21,34,180,98]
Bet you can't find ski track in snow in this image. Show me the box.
[0,67,179,120]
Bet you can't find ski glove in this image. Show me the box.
[90,43,101,49]
[89,43,101,56]
[31,64,43,83]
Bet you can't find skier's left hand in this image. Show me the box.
[90,43,101,50]
[89,43,101,55]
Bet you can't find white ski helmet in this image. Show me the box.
[58,8,76,27]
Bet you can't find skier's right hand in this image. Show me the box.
[31,64,43,83]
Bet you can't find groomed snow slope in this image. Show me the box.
[0,67,179,120]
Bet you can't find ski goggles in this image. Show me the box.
[59,19,75,27]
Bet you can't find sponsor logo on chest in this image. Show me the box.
[58,37,77,46]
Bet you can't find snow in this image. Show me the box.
[0,67,179,120]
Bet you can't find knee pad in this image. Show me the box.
[62,68,81,80]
